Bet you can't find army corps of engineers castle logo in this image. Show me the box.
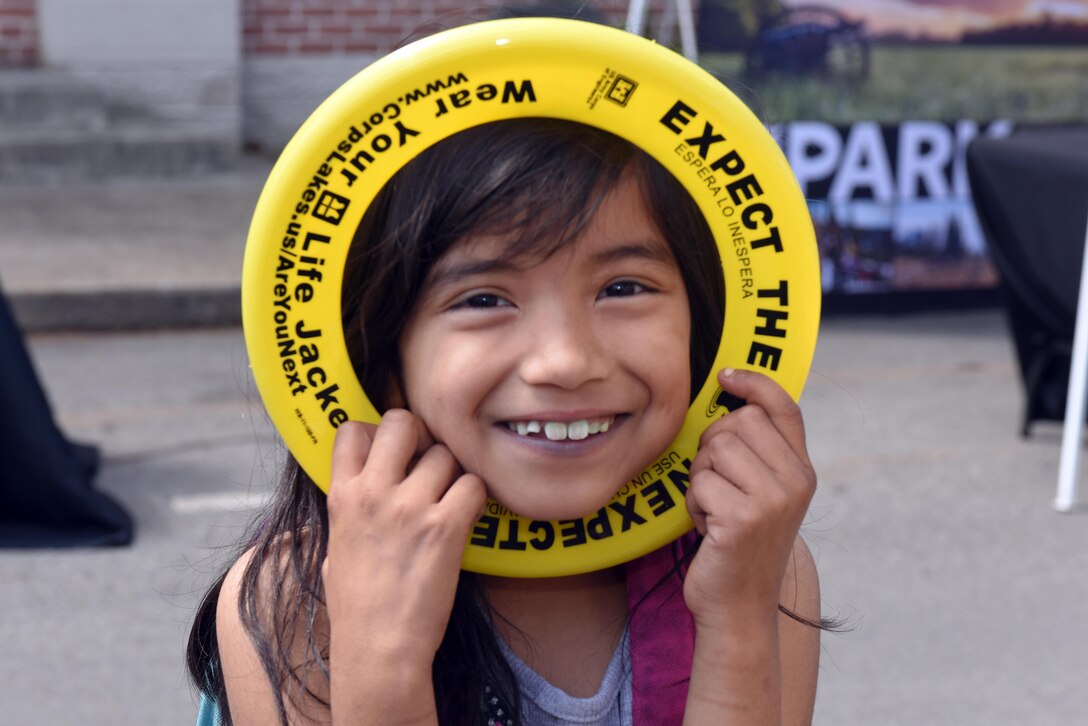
[605,73,638,106]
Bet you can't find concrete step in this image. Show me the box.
[0,159,271,332]
[9,288,242,332]
[0,70,111,131]
[0,70,240,181]
[0,126,239,182]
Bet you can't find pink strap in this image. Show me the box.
[626,534,697,725]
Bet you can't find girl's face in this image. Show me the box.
[398,176,692,521]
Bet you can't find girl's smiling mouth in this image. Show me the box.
[500,415,620,441]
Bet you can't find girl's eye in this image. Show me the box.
[455,293,509,309]
[601,280,648,298]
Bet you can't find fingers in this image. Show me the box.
[345,409,436,485]
[404,443,465,502]
[689,368,816,522]
[331,420,377,483]
[712,368,810,467]
[370,409,437,480]
[698,405,808,487]
[331,411,477,513]
[694,424,790,499]
[686,466,746,535]
[438,474,488,530]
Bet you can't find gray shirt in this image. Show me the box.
[496,628,633,725]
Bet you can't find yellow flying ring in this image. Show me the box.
[242,18,821,577]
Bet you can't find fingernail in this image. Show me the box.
[722,367,735,377]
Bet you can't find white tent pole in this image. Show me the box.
[675,0,698,61]
[625,0,649,36]
[627,0,697,61]
[1055,210,1088,512]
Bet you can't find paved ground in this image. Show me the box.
[3,310,1087,725]
[801,313,1088,725]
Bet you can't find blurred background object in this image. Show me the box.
[968,127,1088,437]
[0,290,132,546]
[743,3,870,82]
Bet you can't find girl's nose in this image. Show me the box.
[517,304,610,390]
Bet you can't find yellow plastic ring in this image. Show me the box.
[242,18,820,577]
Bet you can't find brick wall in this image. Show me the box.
[0,0,38,67]
[241,0,681,151]
[243,0,648,56]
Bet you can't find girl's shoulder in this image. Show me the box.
[216,536,332,724]
[218,529,324,616]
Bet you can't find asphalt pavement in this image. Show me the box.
[2,167,1088,724]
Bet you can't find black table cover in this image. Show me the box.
[967,125,1088,435]
[0,291,133,547]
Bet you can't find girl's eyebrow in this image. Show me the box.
[426,258,517,290]
[428,238,676,290]
[589,240,676,267]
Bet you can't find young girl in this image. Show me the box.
[188,118,821,725]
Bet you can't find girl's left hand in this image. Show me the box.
[683,368,817,628]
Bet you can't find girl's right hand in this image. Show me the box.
[322,410,486,722]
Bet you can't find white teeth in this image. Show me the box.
[567,420,589,440]
[544,421,567,441]
[507,417,615,441]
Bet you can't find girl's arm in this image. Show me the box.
[682,368,820,726]
[217,411,485,726]
[685,536,820,726]
[778,538,821,724]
